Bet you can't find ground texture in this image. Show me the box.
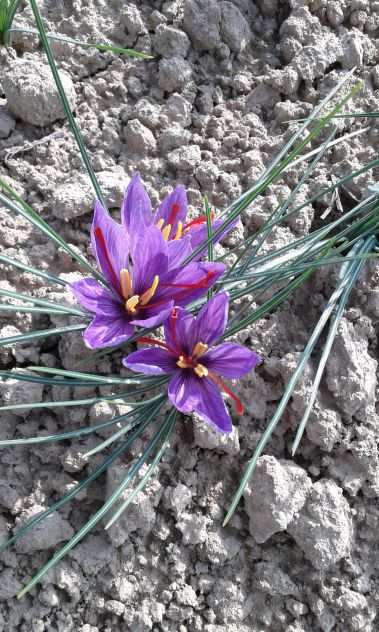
[0,0,379,630]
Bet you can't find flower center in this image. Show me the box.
[176,341,209,377]
[120,269,159,314]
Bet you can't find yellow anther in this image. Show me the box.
[156,218,165,230]
[120,268,132,300]
[194,363,208,378]
[139,275,159,306]
[162,224,172,241]
[125,295,140,314]
[192,342,208,358]
[177,355,191,369]
[174,221,183,240]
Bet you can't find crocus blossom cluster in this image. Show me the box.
[70,174,261,432]
[124,292,261,433]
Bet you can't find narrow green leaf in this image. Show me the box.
[0,183,101,281]
[28,0,107,208]
[8,26,154,58]
[17,410,174,598]
[105,408,177,528]
[0,254,66,286]
[0,322,87,347]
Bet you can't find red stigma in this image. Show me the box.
[208,372,244,415]
[137,336,177,356]
[94,227,120,290]
[161,271,215,291]
[167,202,181,228]
[184,211,215,232]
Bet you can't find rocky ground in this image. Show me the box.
[0,0,379,630]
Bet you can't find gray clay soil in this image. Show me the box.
[1,0,379,630]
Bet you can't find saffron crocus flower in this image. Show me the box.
[69,203,225,349]
[123,292,261,433]
[122,173,239,257]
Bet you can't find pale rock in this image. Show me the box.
[154,24,191,57]
[52,168,127,219]
[244,456,312,543]
[193,418,240,454]
[3,58,76,126]
[0,105,15,139]
[288,479,353,570]
[124,119,157,154]
[167,144,201,170]
[0,368,44,418]
[220,2,251,53]
[326,318,377,421]
[158,57,192,92]
[15,505,74,553]
[183,0,221,51]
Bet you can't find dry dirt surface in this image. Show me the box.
[0,0,379,631]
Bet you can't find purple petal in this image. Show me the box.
[192,291,229,346]
[123,348,177,375]
[91,201,129,293]
[203,342,262,378]
[157,262,225,307]
[121,173,153,233]
[153,185,188,237]
[167,235,192,270]
[130,225,168,294]
[168,372,232,433]
[188,215,241,254]
[83,314,134,349]
[69,278,122,316]
[164,307,194,356]
[130,303,173,329]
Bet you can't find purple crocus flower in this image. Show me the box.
[123,292,261,433]
[69,203,225,349]
[122,173,239,257]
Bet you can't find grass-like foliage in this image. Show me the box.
[0,0,378,598]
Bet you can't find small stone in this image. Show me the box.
[104,600,125,617]
[177,512,210,545]
[3,58,76,126]
[306,408,343,453]
[183,0,221,51]
[121,4,146,36]
[253,562,300,597]
[105,463,158,546]
[220,2,251,53]
[167,144,201,170]
[167,483,192,517]
[52,168,128,219]
[326,318,377,421]
[0,106,15,139]
[176,584,198,607]
[0,369,44,418]
[154,25,191,57]
[15,505,74,553]
[124,119,157,154]
[193,419,240,454]
[244,456,312,543]
[341,32,364,69]
[288,479,353,570]
[158,57,192,92]
[0,568,22,599]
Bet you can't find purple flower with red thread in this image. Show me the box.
[123,292,261,433]
[69,202,225,349]
[123,173,239,257]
